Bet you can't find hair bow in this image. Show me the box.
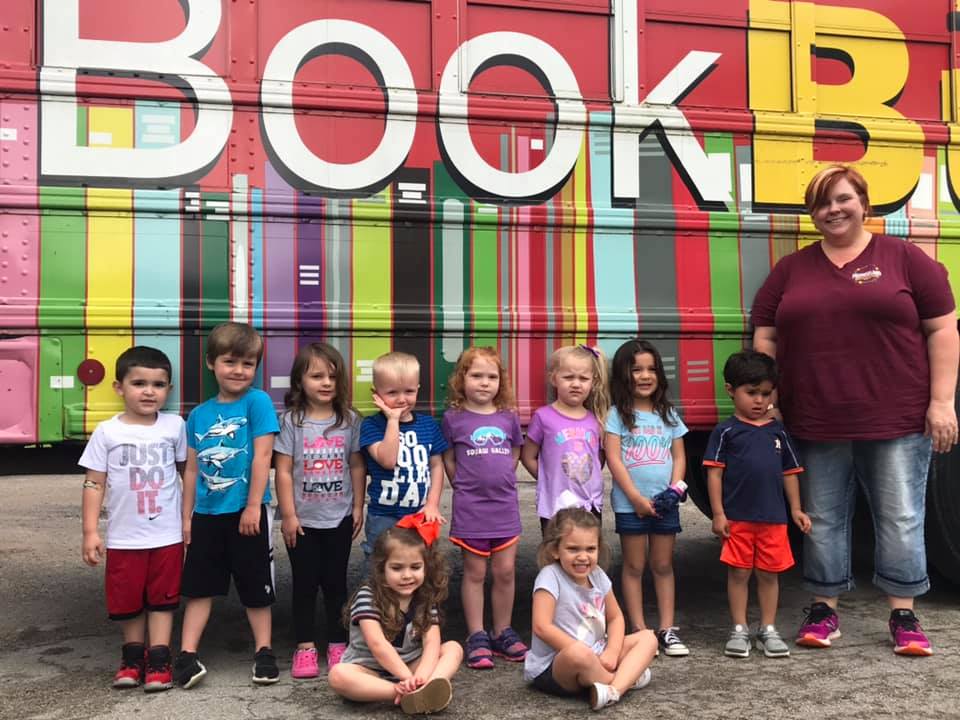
[578,344,600,359]
[395,512,440,546]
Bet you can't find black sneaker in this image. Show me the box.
[252,646,280,685]
[655,627,690,657]
[173,650,207,689]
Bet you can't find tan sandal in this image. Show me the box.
[400,677,453,715]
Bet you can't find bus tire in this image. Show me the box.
[926,448,960,585]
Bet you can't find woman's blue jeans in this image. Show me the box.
[796,434,932,598]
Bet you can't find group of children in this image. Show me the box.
[80,321,812,713]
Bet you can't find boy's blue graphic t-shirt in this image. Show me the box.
[360,412,448,518]
[187,388,280,514]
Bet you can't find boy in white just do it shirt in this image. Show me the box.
[80,346,187,693]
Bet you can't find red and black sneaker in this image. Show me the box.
[112,642,146,689]
[144,645,174,692]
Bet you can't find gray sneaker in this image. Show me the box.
[724,624,751,658]
[756,625,790,658]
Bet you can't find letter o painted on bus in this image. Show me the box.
[260,20,417,192]
[437,32,586,201]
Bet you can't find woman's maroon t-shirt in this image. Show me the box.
[751,234,955,440]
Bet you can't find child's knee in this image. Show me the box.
[558,641,594,669]
[622,556,646,575]
[440,641,464,665]
[648,558,674,577]
[755,569,778,585]
[728,566,752,584]
[327,663,349,690]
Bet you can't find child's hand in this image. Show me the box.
[631,494,657,518]
[281,514,304,548]
[372,393,404,421]
[792,509,812,534]
[421,504,446,525]
[711,512,730,538]
[393,676,423,698]
[352,506,364,540]
[82,532,104,566]
[598,646,618,672]
[239,505,262,536]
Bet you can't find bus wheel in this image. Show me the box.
[926,448,960,586]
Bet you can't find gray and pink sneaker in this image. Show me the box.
[796,602,841,647]
[889,609,933,656]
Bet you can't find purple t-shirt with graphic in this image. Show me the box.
[526,405,604,519]
[441,409,523,538]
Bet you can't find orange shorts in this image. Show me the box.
[720,521,794,573]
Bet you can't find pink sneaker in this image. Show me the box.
[291,647,319,679]
[326,642,347,668]
[889,609,933,656]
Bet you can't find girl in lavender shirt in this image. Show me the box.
[521,345,610,535]
[440,347,527,670]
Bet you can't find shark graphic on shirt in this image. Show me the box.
[195,415,248,443]
[196,442,248,471]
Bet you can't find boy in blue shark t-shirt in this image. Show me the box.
[174,322,280,689]
[359,351,448,559]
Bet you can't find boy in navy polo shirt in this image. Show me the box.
[359,351,448,560]
[704,351,811,659]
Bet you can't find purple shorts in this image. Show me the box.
[450,535,520,557]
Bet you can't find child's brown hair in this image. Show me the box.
[536,507,610,570]
[345,526,449,642]
[284,342,355,430]
[205,322,264,364]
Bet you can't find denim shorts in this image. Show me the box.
[614,504,681,535]
[796,433,932,598]
[361,512,399,558]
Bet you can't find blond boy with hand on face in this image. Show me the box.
[359,352,448,560]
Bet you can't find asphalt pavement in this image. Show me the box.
[1,464,959,720]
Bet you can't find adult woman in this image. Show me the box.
[751,164,959,656]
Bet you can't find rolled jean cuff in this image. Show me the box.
[801,575,855,597]
[872,571,930,598]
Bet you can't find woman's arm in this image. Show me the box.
[922,312,960,453]
[753,325,777,359]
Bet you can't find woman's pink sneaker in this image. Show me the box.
[291,647,319,679]
[326,642,347,668]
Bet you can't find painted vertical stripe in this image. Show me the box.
[85,106,134,432]
[352,189,392,414]
[572,135,589,340]
[133,189,182,406]
[298,192,324,341]
[250,188,265,330]
[264,165,296,406]
[232,174,251,323]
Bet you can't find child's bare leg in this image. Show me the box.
[550,642,614,691]
[246,606,272,650]
[490,544,518,635]
[119,615,147,644]
[180,597,212,652]
[755,570,779,627]
[727,567,752,626]
[146,610,174,647]
[461,551,487,635]
[328,663,397,702]
[620,535,649,631]
[648,534,677,629]
[611,630,657,695]
[410,641,464,681]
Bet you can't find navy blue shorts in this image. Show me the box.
[615,505,681,535]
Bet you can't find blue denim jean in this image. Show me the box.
[796,434,932,598]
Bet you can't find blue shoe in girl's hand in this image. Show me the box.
[652,480,687,516]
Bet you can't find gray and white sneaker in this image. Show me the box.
[724,624,751,658]
[756,625,790,658]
